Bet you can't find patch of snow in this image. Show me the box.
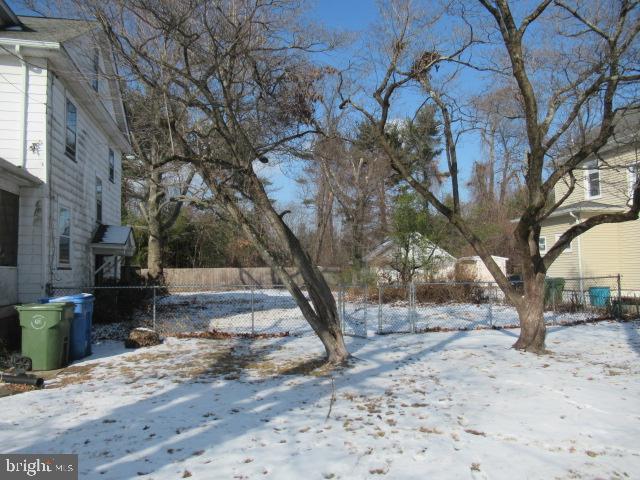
[1,321,639,479]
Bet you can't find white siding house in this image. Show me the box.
[0,2,132,308]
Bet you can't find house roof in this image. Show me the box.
[0,15,96,43]
[511,200,625,223]
[365,236,456,263]
[91,225,136,256]
[457,255,508,262]
[547,200,625,218]
[0,0,20,28]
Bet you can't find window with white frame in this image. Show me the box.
[65,99,77,160]
[555,233,572,253]
[584,159,600,198]
[108,149,115,183]
[539,236,547,254]
[96,177,103,224]
[629,164,638,204]
[58,206,71,268]
[92,48,100,92]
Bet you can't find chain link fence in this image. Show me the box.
[50,275,638,340]
[339,275,638,335]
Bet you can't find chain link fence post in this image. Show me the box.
[338,285,345,334]
[363,283,368,337]
[251,286,255,335]
[378,285,383,335]
[410,282,416,333]
[152,285,157,331]
[488,283,494,328]
[616,274,622,320]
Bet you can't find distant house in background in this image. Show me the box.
[537,113,639,291]
[365,236,457,283]
[455,256,508,282]
[0,1,133,312]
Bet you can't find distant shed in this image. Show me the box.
[455,256,508,282]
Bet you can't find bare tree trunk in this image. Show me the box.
[205,168,349,364]
[146,169,164,282]
[514,274,547,353]
[147,217,163,281]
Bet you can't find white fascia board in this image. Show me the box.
[0,38,60,50]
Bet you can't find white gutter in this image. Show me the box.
[569,211,585,299]
[0,38,60,50]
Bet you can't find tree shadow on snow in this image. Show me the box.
[5,324,499,478]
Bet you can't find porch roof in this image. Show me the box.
[0,157,42,187]
[91,225,136,256]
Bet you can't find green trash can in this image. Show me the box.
[15,302,73,371]
[544,278,565,306]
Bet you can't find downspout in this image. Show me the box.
[43,70,53,296]
[569,211,584,301]
[15,45,28,169]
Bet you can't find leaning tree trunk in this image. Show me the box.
[205,168,349,364]
[513,273,547,353]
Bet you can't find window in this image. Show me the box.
[65,99,77,160]
[0,189,19,267]
[108,149,115,183]
[58,206,71,267]
[92,48,100,92]
[555,234,572,253]
[585,160,600,198]
[539,236,547,254]
[96,177,103,224]
[629,164,638,203]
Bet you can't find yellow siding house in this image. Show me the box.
[540,137,639,291]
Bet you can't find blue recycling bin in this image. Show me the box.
[41,293,95,360]
[588,287,611,307]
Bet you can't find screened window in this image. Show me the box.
[108,149,115,183]
[58,206,71,267]
[585,160,600,198]
[555,233,572,253]
[0,189,19,266]
[65,99,77,160]
[92,48,100,92]
[538,237,547,254]
[96,177,103,224]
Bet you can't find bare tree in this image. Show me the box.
[341,0,640,353]
[88,0,349,363]
[124,88,196,281]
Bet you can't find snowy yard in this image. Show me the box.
[2,320,639,479]
[146,289,610,336]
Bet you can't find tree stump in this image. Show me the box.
[125,328,162,348]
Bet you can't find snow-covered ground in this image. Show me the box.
[145,289,610,337]
[2,321,639,479]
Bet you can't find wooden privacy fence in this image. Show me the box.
[140,267,342,288]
